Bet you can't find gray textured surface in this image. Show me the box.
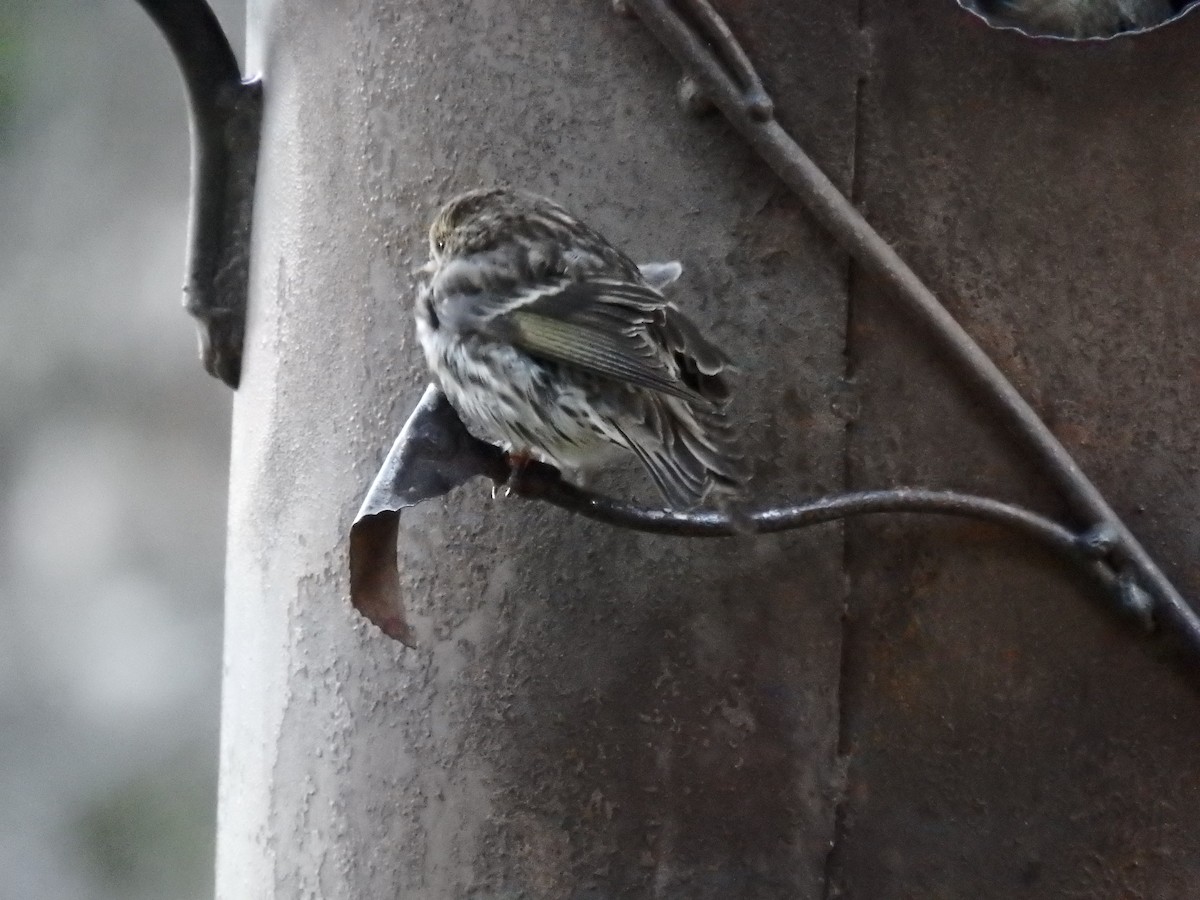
[834,3,1200,898]
[0,2,240,897]
[219,0,1200,897]
[221,0,856,896]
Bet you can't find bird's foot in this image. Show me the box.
[501,453,535,496]
[492,450,534,499]
[498,451,564,499]
[486,452,528,499]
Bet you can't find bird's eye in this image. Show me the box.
[435,238,445,253]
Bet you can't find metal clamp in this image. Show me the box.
[134,0,261,388]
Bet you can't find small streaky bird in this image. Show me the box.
[982,0,1173,37]
[414,187,746,510]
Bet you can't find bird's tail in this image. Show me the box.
[620,397,748,510]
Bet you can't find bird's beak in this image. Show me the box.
[412,259,438,277]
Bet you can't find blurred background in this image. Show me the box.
[0,1,244,897]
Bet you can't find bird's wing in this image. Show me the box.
[436,268,714,406]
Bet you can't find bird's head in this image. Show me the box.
[423,187,592,273]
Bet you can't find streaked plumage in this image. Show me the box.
[414,187,745,509]
[982,0,1172,37]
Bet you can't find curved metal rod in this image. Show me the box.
[134,0,261,388]
[623,0,1200,661]
[520,479,1145,622]
[529,481,1076,546]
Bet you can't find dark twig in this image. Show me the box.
[134,0,261,387]
[622,0,1200,660]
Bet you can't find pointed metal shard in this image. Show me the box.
[349,384,505,645]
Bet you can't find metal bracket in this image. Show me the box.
[134,0,261,388]
[350,0,1200,668]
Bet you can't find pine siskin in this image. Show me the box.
[414,187,745,510]
[980,0,1173,37]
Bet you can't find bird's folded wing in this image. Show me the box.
[507,313,713,404]
[445,277,713,406]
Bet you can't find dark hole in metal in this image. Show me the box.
[961,0,1197,39]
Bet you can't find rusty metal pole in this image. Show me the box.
[217,1,859,895]
[208,0,1200,896]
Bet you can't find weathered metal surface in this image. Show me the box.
[220,1,857,896]
[218,0,1200,896]
[833,5,1200,898]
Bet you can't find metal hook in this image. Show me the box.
[134,0,262,388]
